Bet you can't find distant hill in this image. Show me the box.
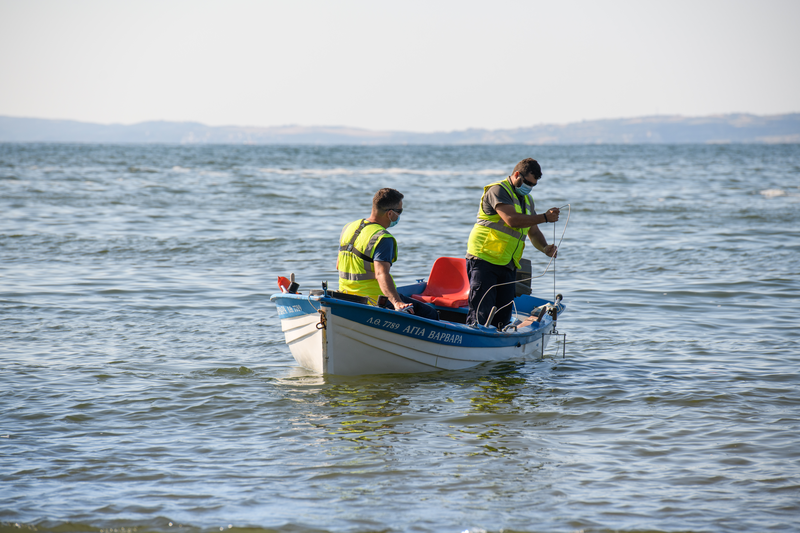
[1,113,799,145]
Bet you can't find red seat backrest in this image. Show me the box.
[411,257,469,308]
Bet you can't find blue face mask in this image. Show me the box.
[516,182,533,195]
[389,212,400,228]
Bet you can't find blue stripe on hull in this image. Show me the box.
[270,293,552,349]
[328,300,539,348]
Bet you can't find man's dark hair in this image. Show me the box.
[513,158,542,178]
[373,188,404,212]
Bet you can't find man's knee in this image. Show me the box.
[414,301,439,320]
[400,294,439,321]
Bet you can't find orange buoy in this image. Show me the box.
[277,276,291,293]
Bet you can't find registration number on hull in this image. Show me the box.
[365,316,463,345]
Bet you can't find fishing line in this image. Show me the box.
[553,207,557,303]
[475,204,571,324]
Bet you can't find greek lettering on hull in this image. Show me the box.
[365,315,463,345]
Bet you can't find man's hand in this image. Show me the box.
[545,207,560,222]
[543,244,558,258]
[394,301,414,313]
[376,261,415,313]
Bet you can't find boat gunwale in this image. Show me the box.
[270,291,564,341]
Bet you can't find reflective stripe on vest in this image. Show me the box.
[466,179,532,268]
[337,219,397,298]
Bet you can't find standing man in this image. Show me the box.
[466,158,559,329]
[337,188,439,320]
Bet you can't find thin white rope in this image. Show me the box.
[475,204,571,324]
[306,293,322,311]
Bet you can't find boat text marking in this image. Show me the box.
[366,316,401,330]
[366,316,463,345]
[277,304,304,315]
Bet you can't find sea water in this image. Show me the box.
[1,143,799,533]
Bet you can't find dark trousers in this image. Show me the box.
[467,258,516,328]
[386,294,440,321]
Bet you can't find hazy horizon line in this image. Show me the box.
[3,111,800,134]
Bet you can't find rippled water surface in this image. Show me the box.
[2,143,799,533]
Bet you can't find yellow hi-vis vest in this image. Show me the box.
[467,179,533,269]
[337,219,398,300]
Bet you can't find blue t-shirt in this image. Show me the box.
[372,236,396,264]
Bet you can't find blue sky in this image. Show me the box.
[1,0,798,132]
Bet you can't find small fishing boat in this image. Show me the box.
[270,257,566,376]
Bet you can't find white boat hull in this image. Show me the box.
[273,289,564,376]
[322,311,554,375]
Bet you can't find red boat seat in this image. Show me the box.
[411,257,470,308]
